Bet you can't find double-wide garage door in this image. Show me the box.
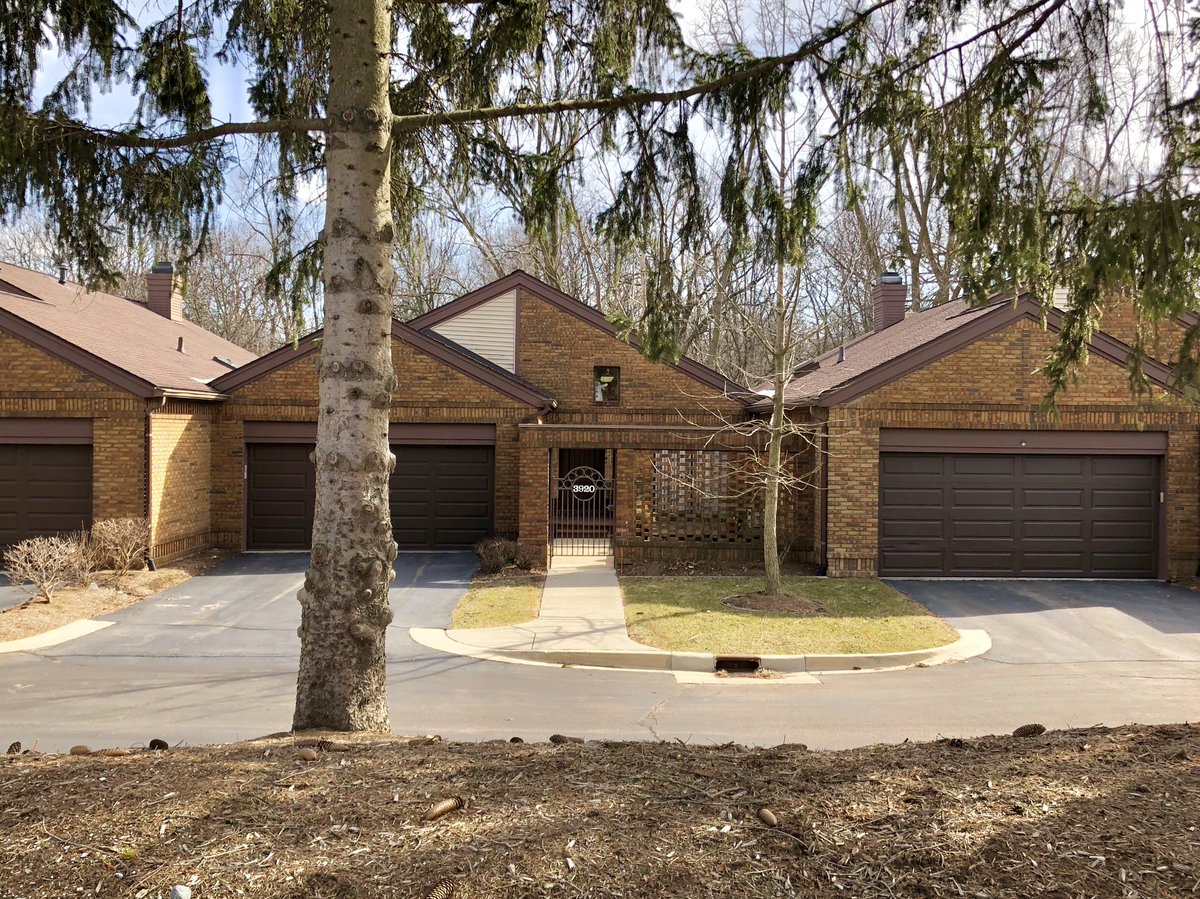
[246,443,494,551]
[0,444,92,549]
[879,453,1160,578]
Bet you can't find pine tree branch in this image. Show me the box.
[5,0,899,153]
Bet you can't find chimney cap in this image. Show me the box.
[151,260,174,275]
[878,270,903,285]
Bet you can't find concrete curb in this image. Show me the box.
[409,626,991,675]
[0,619,114,654]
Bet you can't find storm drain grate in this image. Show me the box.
[714,656,760,675]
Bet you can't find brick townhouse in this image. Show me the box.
[0,262,256,562]
[768,274,1200,580]
[3,260,1196,580]
[208,271,792,566]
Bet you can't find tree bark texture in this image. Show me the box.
[293,0,397,731]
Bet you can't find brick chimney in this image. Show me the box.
[872,270,906,332]
[146,261,183,320]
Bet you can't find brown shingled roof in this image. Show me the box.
[0,262,257,398]
[756,295,1178,409]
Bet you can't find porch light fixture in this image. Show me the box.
[594,366,620,405]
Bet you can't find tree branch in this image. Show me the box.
[7,0,900,152]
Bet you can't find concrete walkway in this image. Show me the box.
[443,554,649,653]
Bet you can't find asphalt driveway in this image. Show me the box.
[1,561,1198,752]
[0,573,26,611]
[892,579,1200,664]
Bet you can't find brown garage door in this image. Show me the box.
[879,453,1159,578]
[390,445,494,549]
[246,443,316,550]
[246,443,494,551]
[0,444,93,548]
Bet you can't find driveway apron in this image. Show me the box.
[889,579,1200,664]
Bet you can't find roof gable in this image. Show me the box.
[765,297,1180,409]
[409,270,753,404]
[211,318,553,408]
[0,262,257,398]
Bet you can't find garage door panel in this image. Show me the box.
[879,550,945,575]
[1092,553,1158,573]
[1023,520,1083,538]
[881,519,944,538]
[879,451,1158,578]
[880,488,944,509]
[1093,520,1154,539]
[950,552,1017,573]
[952,455,1015,475]
[1022,489,1084,508]
[1093,456,1157,476]
[882,454,945,475]
[1092,489,1154,508]
[1022,456,1086,476]
[0,444,92,547]
[951,488,1015,508]
[951,519,1014,539]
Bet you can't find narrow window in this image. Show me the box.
[594,366,620,405]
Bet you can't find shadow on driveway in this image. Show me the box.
[890,579,1200,664]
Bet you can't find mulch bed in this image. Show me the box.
[620,560,818,577]
[721,592,827,614]
[0,724,1196,898]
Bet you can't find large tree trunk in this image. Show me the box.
[293,0,397,731]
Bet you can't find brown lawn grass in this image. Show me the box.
[451,571,544,629]
[621,576,958,655]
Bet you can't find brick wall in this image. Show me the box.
[516,287,745,425]
[215,337,535,548]
[148,401,213,562]
[1096,295,1189,366]
[817,318,1200,579]
[0,328,147,524]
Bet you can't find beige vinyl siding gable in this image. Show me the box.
[429,289,517,372]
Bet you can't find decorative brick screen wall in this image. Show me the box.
[631,449,802,548]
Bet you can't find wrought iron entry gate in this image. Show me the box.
[551,465,614,556]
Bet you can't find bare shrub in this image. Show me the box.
[2,535,90,602]
[90,518,151,589]
[514,544,539,571]
[474,537,519,575]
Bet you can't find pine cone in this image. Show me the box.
[423,878,456,899]
[422,797,465,822]
[1012,723,1047,738]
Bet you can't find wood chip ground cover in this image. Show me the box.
[0,724,1195,898]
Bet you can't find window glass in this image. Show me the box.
[594,366,620,404]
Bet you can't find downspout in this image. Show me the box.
[819,407,829,577]
[143,396,167,570]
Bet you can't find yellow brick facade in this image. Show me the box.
[148,401,214,562]
[816,318,1200,579]
[0,328,147,524]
